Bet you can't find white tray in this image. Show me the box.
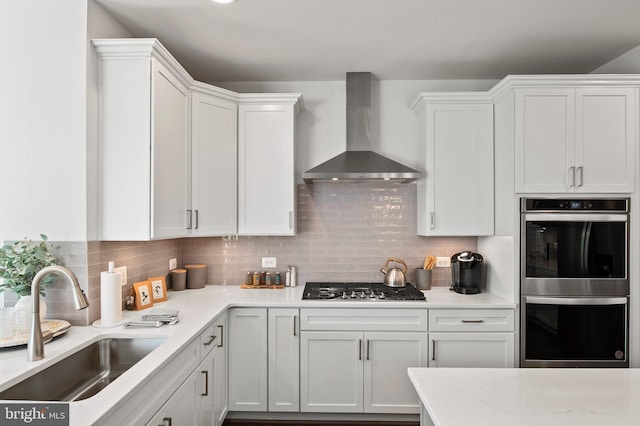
[0,319,71,348]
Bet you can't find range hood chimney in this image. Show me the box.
[303,72,421,184]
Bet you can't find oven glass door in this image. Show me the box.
[523,214,627,279]
[522,296,628,367]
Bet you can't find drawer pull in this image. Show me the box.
[366,339,370,360]
[461,319,484,323]
[293,315,297,337]
[201,370,209,396]
[431,340,436,361]
[217,325,224,348]
[358,339,362,360]
[204,335,217,346]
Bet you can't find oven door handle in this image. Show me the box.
[523,213,628,222]
[524,296,628,306]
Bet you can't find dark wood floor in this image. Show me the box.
[223,420,419,426]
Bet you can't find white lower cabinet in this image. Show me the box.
[199,314,228,426]
[300,331,364,413]
[428,309,515,368]
[147,369,200,426]
[228,308,268,411]
[428,332,514,368]
[228,308,300,413]
[299,309,428,414]
[268,308,300,412]
[144,314,228,426]
[365,332,429,413]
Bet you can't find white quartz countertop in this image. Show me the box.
[0,285,513,425]
[408,367,640,425]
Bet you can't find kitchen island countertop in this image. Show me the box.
[408,367,640,425]
[0,285,513,425]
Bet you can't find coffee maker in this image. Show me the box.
[450,251,484,294]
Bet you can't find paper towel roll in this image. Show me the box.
[100,263,122,326]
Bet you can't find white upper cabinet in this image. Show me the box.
[190,86,238,236]
[238,97,303,236]
[411,95,494,236]
[93,39,191,240]
[94,39,304,240]
[515,87,637,193]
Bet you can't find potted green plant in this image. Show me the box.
[0,234,60,320]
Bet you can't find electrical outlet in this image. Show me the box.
[114,266,127,287]
[262,257,277,268]
[169,258,177,270]
[435,257,451,268]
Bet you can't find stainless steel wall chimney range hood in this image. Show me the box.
[302,72,421,184]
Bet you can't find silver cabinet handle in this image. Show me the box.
[461,319,484,323]
[195,209,199,229]
[201,370,209,396]
[187,209,193,229]
[568,166,575,188]
[217,324,224,348]
[576,166,583,187]
[430,212,435,230]
[203,335,217,346]
[431,340,436,361]
[358,339,362,360]
[366,339,370,361]
[293,315,297,337]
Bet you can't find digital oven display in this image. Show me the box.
[568,200,582,209]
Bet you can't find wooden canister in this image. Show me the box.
[185,264,207,289]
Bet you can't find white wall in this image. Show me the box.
[0,1,88,241]
[592,44,640,73]
[218,79,497,183]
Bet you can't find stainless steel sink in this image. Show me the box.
[0,337,166,401]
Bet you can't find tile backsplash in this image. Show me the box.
[6,183,476,325]
[182,183,476,287]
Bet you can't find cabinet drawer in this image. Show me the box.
[300,309,427,331]
[429,309,514,332]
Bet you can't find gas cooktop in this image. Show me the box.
[302,282,426,301]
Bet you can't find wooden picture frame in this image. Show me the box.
[148,276,167,302]
[133,281,154,310]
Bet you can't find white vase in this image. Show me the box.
[14,295,47,321]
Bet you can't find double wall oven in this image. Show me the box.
[520,198,630,367]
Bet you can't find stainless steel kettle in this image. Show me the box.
[380,257,407,287]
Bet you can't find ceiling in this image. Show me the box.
[95,0,640,82]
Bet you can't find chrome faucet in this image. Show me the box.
[27,265,89,361]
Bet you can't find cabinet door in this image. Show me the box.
[199,315,228,426]
[199,349,215,426]
[515,88,575,193]
[268,308,300,412]
[429,332,514,368]
[151,57,190,239]
[419,103,494,236]
[147,368,199,426]
[228,308,267,411]
[213,315,228,425]
[238,104,296,236]
[575,88,636,193]
[191,92,238,236]
[300,331,363,413]
[364,332,427,414]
